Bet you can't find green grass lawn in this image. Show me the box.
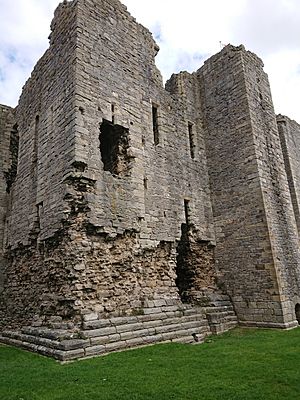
[1,328,300,400]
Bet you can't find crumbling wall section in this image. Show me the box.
[1,0,220,328]
[65,0,218,311]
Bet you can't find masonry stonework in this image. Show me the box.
[0,0,299,360]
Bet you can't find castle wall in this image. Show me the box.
[0,0,299,335]
[0,105,15,293]
[62,0,219,316]
[198,46,276,325]
[276,115,300,304]
[242,55,300,326]
[277,116,300,234]
[0,1,80,328]
[0,0,220,327]
[198,45,300,327]
[198,47,299,326]
[7,2,78,246]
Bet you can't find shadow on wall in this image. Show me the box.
[295,304,300,325]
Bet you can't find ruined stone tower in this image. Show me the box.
[0,0,300,360]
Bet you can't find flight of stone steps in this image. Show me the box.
[0,303,238,361]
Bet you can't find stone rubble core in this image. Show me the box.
[0,0,300,361]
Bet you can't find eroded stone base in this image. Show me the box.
[0,304,238,361]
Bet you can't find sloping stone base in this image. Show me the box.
[0,304,238,361]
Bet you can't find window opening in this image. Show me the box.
[188,122,195,159]
[5,123,19,193]
[33,115,39,163]
[36,202,44,233]
[111,104,115,125]
[99,119,130,176]
[152,105,159,145]
[184,199,190,226]
[143,177,148,190]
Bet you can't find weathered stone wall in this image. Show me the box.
[64,0,218,316]
[0,1,80,328]
[277,115,300,307]
[242,54,300,326]
[7,1,78,246]
[197,45,300,327]
[277,116,300,234]
[0,0,220,328]
[0,0,300,336]
[0,105,16,293]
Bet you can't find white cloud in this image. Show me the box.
[124,0,300,122]
[0,0,300,122]
[229,0,300,120]
[0,0,58,106]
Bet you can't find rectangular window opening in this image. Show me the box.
[36,202,44,231]
[99,119,130,176]
[184,199,190,226]
[188,122,195,159]
[33,115,39,163]
[111,104,115,124]
[152,105,159,145]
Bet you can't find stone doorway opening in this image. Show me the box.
[295,304,300,325]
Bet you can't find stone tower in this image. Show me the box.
[0,0,299,360]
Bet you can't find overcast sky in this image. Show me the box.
[0,0,300,122]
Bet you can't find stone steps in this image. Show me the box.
[204,303,238,335]
[0,304,238,361]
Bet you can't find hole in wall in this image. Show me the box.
[99,119,130,176]
[143,177,148,189]
[175,200,192,302]
[72,161,87,172]
[175,199,215,304]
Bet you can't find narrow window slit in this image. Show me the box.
[152,104,159,145]
[36,202,44,233]
[184,199,190,227]
[188,122,195,159]
[33,115,39,164]
[5,123,19,193]
[143,177,148,190]
[111,104,115,124]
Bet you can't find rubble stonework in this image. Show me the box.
[0,0,299,360]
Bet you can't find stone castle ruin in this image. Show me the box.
[0,0,300,361]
